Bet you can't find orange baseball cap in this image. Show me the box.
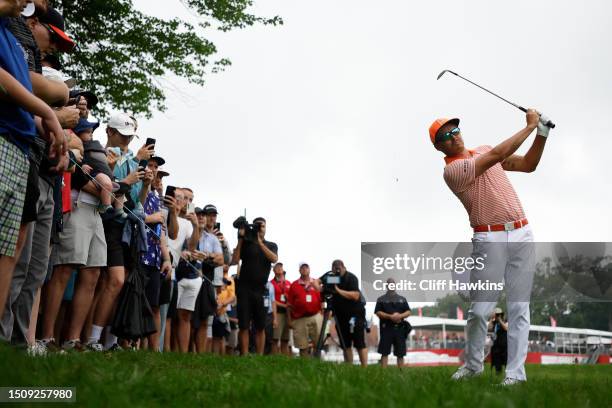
[429,118,460,144]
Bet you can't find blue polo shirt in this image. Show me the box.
[0,18,36,151]
[108,146,143,205]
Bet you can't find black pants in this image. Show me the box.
[491,345,507,373]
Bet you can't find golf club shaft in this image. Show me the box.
[452,72,527,112]
[442,70,555,128]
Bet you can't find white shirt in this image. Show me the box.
[168,217,194,268]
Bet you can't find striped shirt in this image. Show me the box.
[443,145,526,227]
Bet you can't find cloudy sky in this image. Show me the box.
[108,0,612,289]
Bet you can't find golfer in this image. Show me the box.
[430,109,551,385]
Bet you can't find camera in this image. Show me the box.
[232,216,261,243]
[320,271,341,297]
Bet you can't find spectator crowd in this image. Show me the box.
[0,0,414,365]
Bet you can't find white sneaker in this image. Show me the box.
[37,338,62,353]
[27,341,48,357]
[451,366,483,381]
[86,342,104,352]
[499,377,526,386]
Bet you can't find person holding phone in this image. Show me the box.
[104,112,152,206]
[140,156,172,351]
[165,188,199,352]
[191,204,224,353]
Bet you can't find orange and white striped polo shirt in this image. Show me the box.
[443,145,526,228]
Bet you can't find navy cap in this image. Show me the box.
[72,117,99,134]
[203,204,218,215]
[148,156,166,166]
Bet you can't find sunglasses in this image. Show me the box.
[41,23,60,45]
[436,127,460,143]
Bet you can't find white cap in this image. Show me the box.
[41,66,76,89]
[298,261,309,269]
[107,112,136,136]
[21,2,35,17]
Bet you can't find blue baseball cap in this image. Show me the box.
[73,118,100,134]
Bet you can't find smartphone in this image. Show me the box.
[138,159,148,169]
[186,202,195,214]
[214,222,221,231]
[145,137,156,147]
[165,185,176,198]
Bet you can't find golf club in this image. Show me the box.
[437,69,555,129]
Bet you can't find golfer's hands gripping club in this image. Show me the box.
[526,109,553,138]
[526,109,540,130]
[537,111,553,137]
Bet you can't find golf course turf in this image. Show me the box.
[0,344,610,407]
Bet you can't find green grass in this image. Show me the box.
[0,344,610,408]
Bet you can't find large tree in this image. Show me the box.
[53,0,282,117]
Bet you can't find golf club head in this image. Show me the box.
[437,69,457,80]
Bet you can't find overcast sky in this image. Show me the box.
[107,0,612,291]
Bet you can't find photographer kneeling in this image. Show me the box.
[231,217,278,355]
[322,259,368,367]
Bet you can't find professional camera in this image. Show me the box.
[320,271,342,297]
[232,216,261,243]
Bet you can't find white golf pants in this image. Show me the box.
[464,224,535,381]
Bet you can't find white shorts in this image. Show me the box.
[207,315,214,338]
[177,277,203,312]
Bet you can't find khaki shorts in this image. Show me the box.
[273,312,291,341]
[293,313,322,350]
[52,201,106,268]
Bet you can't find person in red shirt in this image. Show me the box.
[270,262,292,355]
[287,262,322,357]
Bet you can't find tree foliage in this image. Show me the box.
[52,0,282,117]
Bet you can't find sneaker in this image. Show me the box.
[106,343,123,352]
[27,342,47,357]
[86,342,104,352]
[37,338,62,353]
[62,339,86,352]
[499,378,526,386]
[451,366,483,381]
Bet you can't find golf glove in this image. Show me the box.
[537,113,552,137]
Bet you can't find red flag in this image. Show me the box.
[418,307,422,317]
[550,316,557,327]
[456,306,464,320]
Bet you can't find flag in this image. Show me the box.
[550,316,557,327]
[418,307,422,317]
[456,306,464,320]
